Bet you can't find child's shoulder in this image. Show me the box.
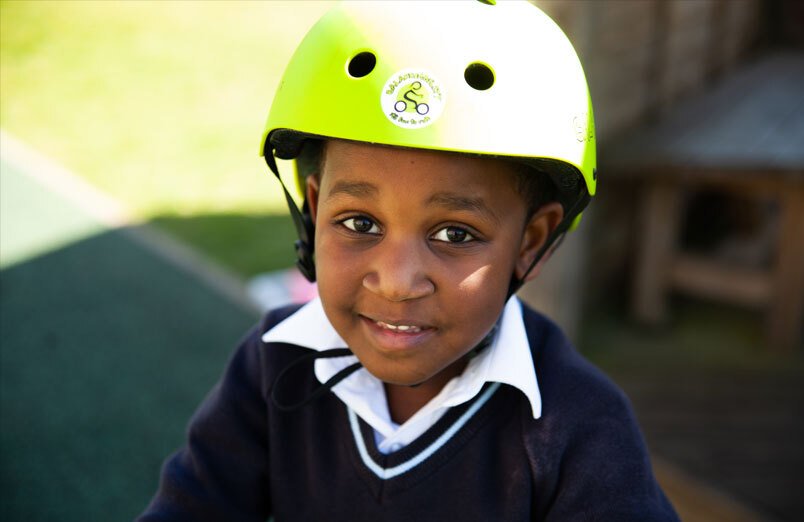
[259,302,306,333]
[518,305,678,519]
[519,302,638,432]
[230,303,306,356]
[223,303,310,383]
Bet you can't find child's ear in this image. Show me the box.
[305,174,321,223]
[515,202,564,283]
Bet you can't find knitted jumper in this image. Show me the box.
[139,304,679,521]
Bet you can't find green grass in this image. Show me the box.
[1,0,332,277]
[151,212,298,276]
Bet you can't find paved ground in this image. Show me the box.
[582,302,804,522]
[625,367,804,522]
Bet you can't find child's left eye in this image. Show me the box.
[431,226,475,243]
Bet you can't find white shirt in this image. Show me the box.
[262,296,541,454]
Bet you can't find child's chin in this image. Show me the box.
[385,377,428,388]
[366,367,430,388]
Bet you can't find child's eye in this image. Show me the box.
[431,226,475,243]
[340,216,380,235]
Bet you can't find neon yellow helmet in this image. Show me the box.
[261,0,596,287]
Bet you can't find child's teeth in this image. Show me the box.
[376,321,420,333]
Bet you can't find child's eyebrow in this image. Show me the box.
[326,180,378,200]
[427,192,500,225]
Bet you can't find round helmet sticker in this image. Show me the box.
[381,69,445,129]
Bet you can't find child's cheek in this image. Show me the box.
[453,263,497,295]
[314,234,365,287]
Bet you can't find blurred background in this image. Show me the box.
[1,1,801,520]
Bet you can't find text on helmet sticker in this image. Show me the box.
[381,69,445,129]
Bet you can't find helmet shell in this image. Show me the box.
[262,0,596,197]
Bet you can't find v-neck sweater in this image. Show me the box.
[261,296,541,454]
[139,303,679,521]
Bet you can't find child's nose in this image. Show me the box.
[362,239,435,302]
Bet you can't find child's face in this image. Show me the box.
[307,140,555,388]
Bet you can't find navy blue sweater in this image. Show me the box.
[139,304,678,521]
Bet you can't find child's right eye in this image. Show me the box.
[340,216,381,235]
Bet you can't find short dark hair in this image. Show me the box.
[296,139,326,180]
[512,163,557,218]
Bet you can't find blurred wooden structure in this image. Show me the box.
[521,1,764,338]
[606,52,804,351]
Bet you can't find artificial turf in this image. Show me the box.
[1,159,258,520]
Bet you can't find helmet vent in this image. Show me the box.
[464,63,494,90]
[347,52,376,78]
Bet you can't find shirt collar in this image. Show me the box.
[262,297,344,350]
[261,296,542,420]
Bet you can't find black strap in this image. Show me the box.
[271,348,362,412]
[271,318,501,412]
[264,149,317,282]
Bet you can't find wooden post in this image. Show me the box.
[767,184,804,351]
[631,181,681,325]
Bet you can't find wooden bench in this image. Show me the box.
[605,52,804,351]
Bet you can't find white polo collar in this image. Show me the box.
[262,296,541,451]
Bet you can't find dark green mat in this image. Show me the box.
[1,160,258,520]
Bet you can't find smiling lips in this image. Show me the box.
[361,315,433,335]
[374,320,423,333]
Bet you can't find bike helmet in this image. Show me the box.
[261,0,596,293]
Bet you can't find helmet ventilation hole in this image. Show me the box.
[348,52,376,78]
[464,63,494,90]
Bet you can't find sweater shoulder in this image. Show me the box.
[258,303,306,336]
[519,303,632,420]
[222,303,310,393]
[517,305,678,520]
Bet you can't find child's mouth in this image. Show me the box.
[374,320,422,333]
[358,315,435,349]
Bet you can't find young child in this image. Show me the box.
[140,2,679,520]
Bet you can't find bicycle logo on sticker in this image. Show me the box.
[381,69,444,129]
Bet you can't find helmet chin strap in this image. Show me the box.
[264,147,317,282]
